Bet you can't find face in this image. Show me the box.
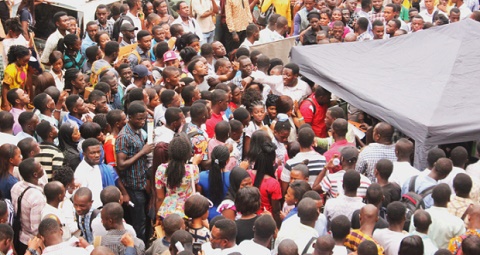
[332,10,342,21]
[372,0,383,11]
[172,112,186,132]
[373,25,384,39]
[450,12,460,23]
[145,2,154,14]
[162,24,171,39]
[309,17,320,30]
[411,18,424,31]
[46,95,55,110]
[342,10,350,22]
[189,40,201,53]
[99,34,111,49]
[73,195,92,216]
[386,20,397,34]
[75,98,89,115]
[166,70,181,86]
[218,61,233,75]
[172,93,181,107]
[325,110,334,128]
[290,170,307,183]
[239,58,253,77]
[52,58,63,72]
[72,39,82,52]
[16,89,30,105]
[10,148,22,167]
[212,42,226,58]
[71,126,81,142]
[409,11,419,21]
[94,96,109,113]
[139,35,153,51]
[266,105,277,120]
[149,94,160,109]
[284,187,297,206]
[282,68,297,87]
[129,112,147,129]
[383,7,394,22]
[347,0,357,12]
[107,78,118,94]
[154,28,166,42]
[424,0,434,10]
[56,15,70,31]
[17,53,31,67]
[274,129,290,144]
[320,13,330,26]
[73,73,86,92]
[326,0,336,8]
[333,25,343,40]
[158,1,168,14]
[121,67,133,84]
[210,227,227,249]
[251,105,266,123]
[193,61,208,77]
[317,0,326,9]
[179,2,190,17]
[117,113,128,130]
[32,162,45,180]
[96,7,109,24]
[84,145,101,165]
[304,0,315,10]
[28,115,40,134]
[193,88,201,102]
[231,87,241,104]
[239,177,252,189]
[86,24,98,40]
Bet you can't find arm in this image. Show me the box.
[250,0,259,11]
[53,91,67,121]
[312,167,328,193]
[155,186,165,223]
[116,178,130,204]
[271,199,282,227]
[293,13,301,36]
[115,139,154,171]
[221,209,236,220]
[211,0,219,14]
[225,0,235,32]
[21,21,30,42]
[1,83,10,111]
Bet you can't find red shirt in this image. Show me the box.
[323,139,356,162]
[104,134,117,167]
[205,111,224,138]
[299,94,328,138]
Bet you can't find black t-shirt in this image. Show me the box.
[235,215,259,244]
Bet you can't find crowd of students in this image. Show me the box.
[0,0,480,254]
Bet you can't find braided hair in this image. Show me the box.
[7,45,30,65]
[253,140,277,188]
[166,134,193,189]
[209,145,230,205]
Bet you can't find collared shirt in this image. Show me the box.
[10,107,24,135]
[320,170,372,199]
[357,31,373,41]
[74,160,103,209]
[239,39,254,50]
[390,161,421,187]
[369,8,385,23]
[275,222,318,254]
[116,123,148,190]
[77,208,97,244]
[42,241,93,255]
[101,229,145,255]
[283,150,326,186]
[224,0,252,32]
[15,131,34,141]
[324,195,365,222]
[81,35,97,56]
[11,181,46,245]
[41,204,71,241]
[257,28,276,44]
[355,143,396,182]
[62,113,83,129]
[171,16,204,42]
[96,19,115,39]
[40,29,67,64]
[323,139,356,162]
[35,143,64,181]
[411,231,438,255]
[251,72,312,102]
[448,229,480,255]
[345,229,384,254]
[205,111,225,138]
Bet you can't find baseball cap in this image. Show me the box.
[163,50,178,62]
[340,146,359,162]
[133,65,151,78]
[121,23,138,32]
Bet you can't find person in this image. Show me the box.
[374,159,401,208]
[323,119,356,162]
[199,145,230,220]
[355,122,397,182]
[0,144,21,200]
[58,122,81,171]
[73,187,100,244]
[51,166,78,236]
[344,204,385,254]
[115,102,154,241]
[448,204,480,254]
[2,45,31,111]
[293,0,319,35]
[411,210,438,255]
[58,34,86,70]
[330,215,351,255]
[96,4,115,38]
[17,137,40,160]
[217,167,253,220]
[350,184,389,230]
[184,194,211,243]
[97,202,145,255]
[466,142,480,180]
[312,235,336,255]
[39,218,93,255]
[35,121,63,183]
[398,235,424,255]
[1,17,30,71]
[191,0,217,44]
[63,69,87,97]
[210,219,240,253]
[324,170,366,222]
[205,90,228,138]
[448,173,474,226]
[187,58,210,92]
[40,11,70,68]
[282,180,312,220]
[411,184,465,249]
[371,20,385,40]
[239,24,260,50]
[462,235,480,255]
[41,181,71,241]
[155,134,202,219]
[372,201,408,255]
[152,107,185,165]
[0,223,14,255]
[11,158,46,255]
[171,1,204,42]
[355,17,372,41]
[7,88,28,135]
[451,0,472,19]
[390,138,420,186]
[183,102,210,165]
[168,230,194,255]
[238,214,276,255]
[16,111,39,141]
[91,246,116,255]
[233,186,260,244]
[222,0,253,53]
[128,30,152,68]
[146,213,185,255]
[275,198,320,254]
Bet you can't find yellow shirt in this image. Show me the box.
[2,63,28,90]
[261,0,292,27]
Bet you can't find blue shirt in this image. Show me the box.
[63,113,83,128]
[401,173,437,209]
[0,174,18,200]
[81,35,97,56]
[199,170,231,221]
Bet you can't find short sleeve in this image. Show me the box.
[155,164,167,189]
[320,175,331,193]
[2,65,15,88]
[115,134,129,155]
[300,100,314,123]
[19,10,30,22]
[268,178,282,200]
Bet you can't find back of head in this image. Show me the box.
[462,235,480,255]
[184,194,210,219]
[314,235,335,255]
[395,138,414,159]
[386,201,406,225]
[0,223,13,242]
[102,202,124,225]
[375,159,394,180]
[450,146,468,168]
[366,183,383,206]
[398,235,423,255]
[170,230,193,251]
[330,215,351,241]
[91,246,115,255]
[342,170,361,193]
[100,186,121,205]
[235,186,261,215]
[297,197,319,223]
[253,215,276,241]
[278,239,298,255]
[374,122,394,142]
[214,121,230,141]
[163,214,185,238]
[433,158,453,179]
[332,118,348,137]
[19,158,37,181]
[357,240,378,255]
[427,148,446,168]
[0,112,14,132]
[43,181,64,203]
[453,173,472,197]
[431,183,451,205]
[214,219,237,243]
[38,217,61,239]
[413,209,431,233]
[298,127,315,148]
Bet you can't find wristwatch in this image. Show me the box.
[27,248,38,255]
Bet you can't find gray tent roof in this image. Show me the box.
[291,19,480,148]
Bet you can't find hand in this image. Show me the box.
[1,104,11,112]
[280,210,286,220]
[192,153,204,165]
[76,237,90,248]
[86,103,96,112]
[232,61,239,71]
[241,76,253,88]
[122,193,131,204]
[27,236,43,251]
[239,160,249,170]
[121,233,135,247]
[232,33,239,42]
[293,100,300,114]
[58,90,69,103]
[141,143,155,155]
[84,114,93,123]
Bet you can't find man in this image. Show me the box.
[124,0,143,35]
[257,14,281,44]
[212,41,228,61]
[73,187,100,244]
[129,65,151,91]
[128,30,152,68]
[118,63,133,93]
[386,19,401,38]
[91,42,120,86]
[324,170,366,221]
[372,20,385,40]
[238,215,276,255]
[82,21,99,55]
[412,210,438,255]
[355,122,397,182]
[414,184,465,249]
[330,215,351,255]
[146,214,185,255]
[420,0,441,23]
[448,205,480,254]
[275,198,320,254]
[120,23,138,46]
[277,239,298,255]
[356,17,372,41]
[369,0,385,23]
[239,24,260,50]
[373,202,408,255]
[248,63,312,102]
[451,0,472,20]
[272,16,289,41]
[0,224,13,255]
[7,88,29,135]
[293,0,319,35]
[231,56,253,88]
[35,121,63,183]
[283,127,326,188]
[17,137,40,160]
[350,184,389,229]
[205,90,228,138]
[323,106,356,146]
[0,112,19,147]
[312,236,335,255]
[424,148,447,174]
[96,4,115,38]
[41,181,73,241]
[40,12,70,67]
[171,1,203,41]
[188,58,210,92]
[317,146,371,199]
[153,107,185,166]
[390,138,420,187]
[39,218,93,255]
[410,15,424,32]
[191,0,218,44]
[450,8,461,23]
[153,90,181,127]
[462,235,480,255]
[104,110,127,168]
[161,67,182,91]
[63,95,90,128]
[442,146,478,198]
[323,119,356,162]
[115,102,154,241]
[88,90,109,114]
[222,0,252,53]
[374,159,401,207]
[299,86,331,138]
[98,203,145,255]
[100,75,123,111]
[11,158,46,255]
[345,204,385,254]
[210,219,240,253]
[383,4,396,25]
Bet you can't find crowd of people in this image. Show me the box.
[0,0,479,254]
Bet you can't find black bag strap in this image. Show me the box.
[302,236,316,255]
[408,175,419,193]
[13,186,33,244]
[418,184,435,197]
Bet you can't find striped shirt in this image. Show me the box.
[35,143,65,181]
[115,124,148,190]
[99,229,145,255]
[282,150,327,186]
[320,170,372,199]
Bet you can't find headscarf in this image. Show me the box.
[58,122,78,151]
[224,167,250,201]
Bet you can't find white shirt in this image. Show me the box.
[2,35,29,67]
[282,212,328,237]
[275,222,318,254]
[466,161,480,180]
[239,39,254,50]
[438,166,465,195]
[251,72,312,102]
[74,160,103,209]
[458,4,473,20]
[411,231,438,255]
[59,197,78,236]
[390,161,420,187]
[333,245,349,255]
[372,228,407,255]
[257,28,276,44]
[154,125,175,144]
[42,239,93,255]
[171,16,204,42]
[41,204,71,241]
[153,104,167,127]
[0,132,19,147]
[125,11,142,35]
[40,29,67,64]
[238,240,270,255]
[323,195,365,222]
[91,216,137,237]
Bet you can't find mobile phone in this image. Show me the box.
[192,242,202,255]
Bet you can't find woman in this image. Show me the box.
[175,33,201,53]
[275,95,304,143]
[0,144,21,200]
[145,88,160,113]
[94,31,111,54]
[234,186,261,244]
[64,68,86,96]
[244,129,271,167]
[155,134,203,220]
[2,18,29,70]
[58,123,82,171]
[153,0,175,24]
[217,167,253,220]
[57,34,86,70]
[2,45,31,110]
[198,145,231,221]
[16,0,35,42]
[249,138,282,226]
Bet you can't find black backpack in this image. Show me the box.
[112,14,134,42]
[400,175,435,231]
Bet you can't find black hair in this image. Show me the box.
[184,194,210,219]
[254,215,276,242]
[398,235,423,255]
[85,46,100,63]
[127,99,146,117]
[357,240,378,255]
[241,89,263,111]
[52,166,75,188]
[136,30,151,41]
[6,88,20,107]
[265,94,279,108]
[356,17,369,31]
[235,186,261,215]
[190,102,207,123]
[330,215,351,241]
[235,47,250,59]
[253,141,277,187]
[176,33,200,52]
[65,94,81,113]
[0,223,13,241]
[450,146,468,167]
[18,158,38,180]
[214,121,230,141]
[297,197,319,222]
[462,235,480,255]
[18,111,35,129]
[268,58,283,73]
[343,170,361,193]
[88,90,106,104]
[170,23,184,37]
[93,113,108,132]
[64,68,82,92]
[48,50,63,66]
[94,82,111,94]
[7,45,30,65]
[453,173,472,197]
[233,107,250,123]
[166,134,192,188]
[57,34,79,55]
[375,158,394,180]
[200,43,213,57]
[283,63,300,75]
[274,119,292,133]
[211,89,227,105]
[413,209,432,233]
[366,183,383,205]
[163,214,185,237]
[187,58,201,74]
[181,85,196,106]
[386,201,407,225]
[209,145,230,205]
[161,89,177,107]
[44,181,64,202]
[229,119,243,132]
[155,41,170,60]
[5,17,23,34]
[427,148,446,168]
[289,180,312,203]
[100,186,121,205]
[80,122,102,139]
[298,127,314,148]
[0,144,18,178]
[0,112,13,132]
[328,106,345,119]
[102,202,124,224]
[275,95,293,114]
[431,183,451,205]
[35,120,53,140]
[104,41,120,56]
[17,137,36,159]
[106,109,124,127]
[53,11,68,23]
[164,107,183,126]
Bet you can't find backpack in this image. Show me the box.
[76,208,101,239]
[298,95,316,115]
[400,175,435,231]
[112,14,134,42]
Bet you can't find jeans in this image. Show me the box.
[203,30,215,44]
[125,188,147,242]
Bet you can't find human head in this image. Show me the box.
[253,215,276,245]
[432,183,451,207]
[235,186,261,215]
[372,20,384,40]
[297,197,319,225]
[290,164,309,183]
[82,138,102,166]
[73,187,93,216]
[246,23,260,41]
[211,219,237,249]
[386,201,406,225]
[342,170,361,193]
[398,235,423,255]
[313,235,335,255]
[427,148,446,169]
[64,68,86,94]
[374,158,393,181]
[38,218,63,246]
[53,11,69,31]
[331,118,348,139]
[184,194,210,220]
[274,116,292,145]
[35,120,57,141]
[298,127,315,149]
[7,88,29,108]
[100,186,121,205]
[282,63,300,87]
[169,230,193,255]
[163,214,186,239]
[357,240,378,255]
[432,158,453,180]
[450,8,461,23]
[127,101,147,130]
[413,209,432,233]
[453,173,472,198]
[0,223,13,254]
[52,166,75,194]
[411,15,424,32]
[330,215,351,242]
[373,122,394,144]
[462,235,480,255]
[285,180,311,206]
[137,30,153,51]
[17,137,40,159]
[450,146,468,169]
[101,202,124,230]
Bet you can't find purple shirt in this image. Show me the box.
[10,108,25,135]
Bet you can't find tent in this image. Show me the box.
[290,19,480,168]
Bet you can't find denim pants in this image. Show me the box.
[203,30,215,44]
